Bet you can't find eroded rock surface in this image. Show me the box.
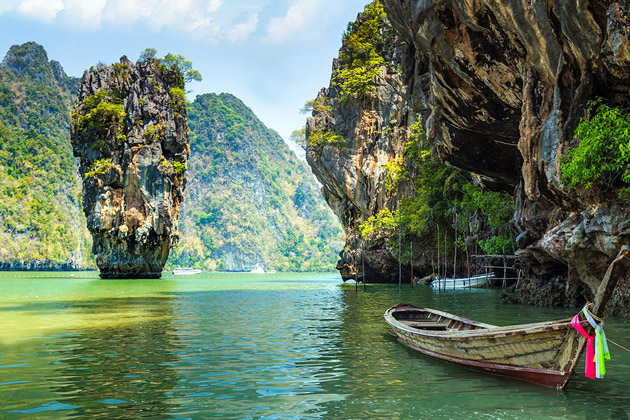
[305,7,414,282]
[72,56,189,278]
[380,0,630,313]
[307,0,630,313]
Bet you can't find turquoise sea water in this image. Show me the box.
[1,271,630,419]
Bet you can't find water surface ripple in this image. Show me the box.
[1,271,630,419]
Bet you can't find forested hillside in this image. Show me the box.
[0,42,93,269]
[0,43,342,272]
[169,93,343,272]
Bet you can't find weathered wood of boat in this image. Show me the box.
[434,272,494,289]
[385,246,630,388]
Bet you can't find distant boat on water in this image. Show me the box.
[433,272,494,289]
[250,266,265,274]
[172,268,202,275]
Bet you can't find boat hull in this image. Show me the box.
[172,268,202,275]
[385,304,587,388]
[397,337,571,388]
[434,277,487,288]
[434,273,494,289]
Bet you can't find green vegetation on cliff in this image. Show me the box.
[562,98,630,200]
[0,42,93,268]
[334,0,391,103]
[72,88,127,145]
[361,121,515,263]
[168,93,344,272]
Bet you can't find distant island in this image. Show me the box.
[0,42,343,274]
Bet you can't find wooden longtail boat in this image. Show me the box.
[385,246,630,389]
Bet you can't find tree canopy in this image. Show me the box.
[138,48,202,84]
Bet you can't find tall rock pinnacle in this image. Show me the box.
[71,56,189,279]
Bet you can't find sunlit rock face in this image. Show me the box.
[305,7,415,283]
[71,56,189,279]
[381,0,630,313]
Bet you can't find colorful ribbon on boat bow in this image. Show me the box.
[571,307,610,379]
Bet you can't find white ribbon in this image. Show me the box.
[582,307,610,379]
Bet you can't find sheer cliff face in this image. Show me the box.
[306,5,414,282]
[380,0,630,311]
[71,57,189,279]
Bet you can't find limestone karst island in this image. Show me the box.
[2,1,630,418]
[71,54,191,279]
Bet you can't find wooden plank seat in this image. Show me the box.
[401,320,451,329]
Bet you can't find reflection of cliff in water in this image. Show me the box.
[49,296,182,419]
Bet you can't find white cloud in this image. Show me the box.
[188,16,222,42]
[4,0,252,43]
[102,0,163,27]
[99,0,226,40]
[63,0,107,27]
[17,0,63,21]
[227,14,258,43]
[206,0,223,13]
[263,0,323,44]
[0,0,20,14]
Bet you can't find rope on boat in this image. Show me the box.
[607,338,630,353]
[584,302,630,354]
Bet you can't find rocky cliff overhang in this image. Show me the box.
[381,0,630,312]
[71,56,189,279]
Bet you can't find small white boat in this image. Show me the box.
[433,272,494,289]
[250,266,265,274]
[172,267,202,275]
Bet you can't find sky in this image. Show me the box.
[0,0,369,144]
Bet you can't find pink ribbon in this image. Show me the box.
[572,314,595,379]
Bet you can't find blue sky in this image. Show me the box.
[0,0,369,142]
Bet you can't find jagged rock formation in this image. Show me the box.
[305,4,414,282]
[72,57,189,278]
[308,0,630,314]
[377,0,630,314]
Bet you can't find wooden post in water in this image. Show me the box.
[474,243,478,281]
[444,232,448,290]
[437,225,440,292]
[362,245,366,292]
[354,249,358,292]
[466,242,471,291]
[446,232,453,290]
[454,214,458,288]
[355,260,358,292]
[410,242,414,288]
[444,233,447,281]
[398,203,402,289]
[501,254,507,290]
[483,257,494,286]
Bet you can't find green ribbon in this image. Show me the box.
[583,307,611,379]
